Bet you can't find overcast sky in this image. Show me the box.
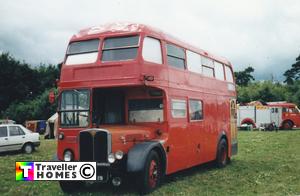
[0,0,300,81]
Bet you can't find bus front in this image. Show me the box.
[56,28,168,193]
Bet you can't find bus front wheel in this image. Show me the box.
[216,139,228,168]
[138,150,163,194]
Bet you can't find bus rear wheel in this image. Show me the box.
[216,138,228,168]
[138,150,163,194]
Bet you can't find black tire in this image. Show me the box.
[59,181,84,193]
[138,150,163,194]
[23,143,34,154]
[216,139,228,168]
[282,121,292,130]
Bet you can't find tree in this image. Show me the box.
[234,66,255,86]
[3,88,58,124]
[237,81,291,104]
[0,53,60,113]
[284,54,300,84]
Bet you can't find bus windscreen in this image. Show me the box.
[102,35,139,62]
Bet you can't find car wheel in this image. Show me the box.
[23,143,33,154]
[59,181,84,193]
[216,139,228,168]
[138,150,163,194]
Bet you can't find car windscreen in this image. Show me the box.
[102,35,139,62]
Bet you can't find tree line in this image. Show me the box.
[0,52,299,123]
[235,54,300,106]
[0,53,60,123]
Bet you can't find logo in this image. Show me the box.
[16,162,34,181]
[79,164,95,179]
[16,162,96,181]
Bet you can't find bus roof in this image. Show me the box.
[71,22,231,66]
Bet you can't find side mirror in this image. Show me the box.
[49,90,55,104]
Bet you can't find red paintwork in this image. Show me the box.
[57,23,237,175]
[267,102,300,128]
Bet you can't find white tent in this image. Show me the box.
[45,113,58,139]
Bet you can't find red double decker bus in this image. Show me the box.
[56,23,238,193]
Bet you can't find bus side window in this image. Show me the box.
[186,50,202,74]
[201,56,214,78]
[166,44,185,70]
[189,99,203,121]
[171,99,187,118]
[214,61,225,80]
[142,37,162,64]
[225,66,234,83]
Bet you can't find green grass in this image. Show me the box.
[0,131,299,195]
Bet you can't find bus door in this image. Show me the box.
[166,98,190,173]
[187,99,205,166]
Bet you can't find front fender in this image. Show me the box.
[127,141,166,173]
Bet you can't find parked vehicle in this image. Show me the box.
[0,119,15,124]
[25,120,47,134]
[237,101,300,130]
[55,22,237,194]
[0,124,40,153]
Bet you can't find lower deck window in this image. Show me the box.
[189,100,203,121]
[171,99,187,118]
[128,99,163,123]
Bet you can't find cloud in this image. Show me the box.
[0,0,299,80]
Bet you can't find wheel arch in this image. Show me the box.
[281,119,294,128]
[22,141,33,149]
[241,118,256,128]
[127,141,167,175]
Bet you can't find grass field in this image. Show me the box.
[0,131,299,195]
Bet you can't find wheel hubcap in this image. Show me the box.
[25,145,32,153]
[149,160,158,188]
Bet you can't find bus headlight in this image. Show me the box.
[64,150,73,161]
[115,150,124,160]
[108,153,115,163]
[58,132,64,140]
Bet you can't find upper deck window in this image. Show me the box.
[214,61,225,81]
[65,39,100,65]
[225,65,234,83]
[142,37,162,64]
[166,44,185,70]
[102,35,139,62]
[187,50,202,74]
[201,56,214,78]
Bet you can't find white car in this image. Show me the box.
[0,124,40,153]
